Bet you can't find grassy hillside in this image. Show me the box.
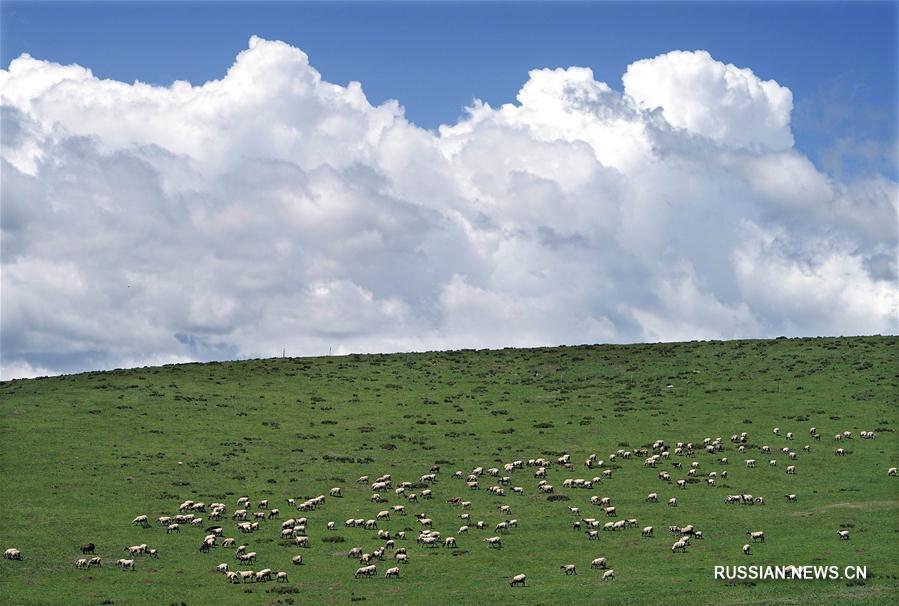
[1,336,897,605]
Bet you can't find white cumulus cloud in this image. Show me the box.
[1,38,895,379]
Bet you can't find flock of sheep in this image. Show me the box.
[4,425,892,590]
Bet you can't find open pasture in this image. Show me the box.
[1,337,897,605]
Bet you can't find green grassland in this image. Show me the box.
[1,336,897,605]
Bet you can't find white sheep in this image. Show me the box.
[668,497,677,507]
[354,565,377,578]
[837,530,849,540]
[747,531,765,542]
[510,573,526,587]
[742,544,751,555]
[642,526,653,537]
[560,564,577,575]
[602,569,616,581]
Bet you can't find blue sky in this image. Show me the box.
[2,1,896,178]
[1,2,896,378]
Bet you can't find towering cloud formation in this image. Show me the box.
[1,38,895,378]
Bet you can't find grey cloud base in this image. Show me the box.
[1,37,896,379]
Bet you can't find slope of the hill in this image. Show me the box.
[1,337,897,605]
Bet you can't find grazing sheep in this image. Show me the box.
[510,573,526,587]
[216,563,229,573]
[295,536,310,548]
[276,571,288,582]
[561,564,577,575]
[330,487,342,497]
[586,530,599,540]
[745,459,756,468]
[75,558,88,569]
[786,465,796,475]
[87,557,101,568]
[602,569,616,581]
[743,544,751,555]
[116,558,135,570]
[642,526,653,537]
[889,467,897,477]
[747,531,765,542]
[354,565,377,578]
[591,557,607,569]
[226,571,240,583]
[131,515,149,527]
[672,540,687,553]
[238,570,254,582]
[838,530,849,540]
[668,498,677,507]
[485,536,502,548]
[784,494,797,502]
[646,493,659,502]
[835,448,846,456]
[255,569,272,583]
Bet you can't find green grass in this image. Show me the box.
[1,336,897,605]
